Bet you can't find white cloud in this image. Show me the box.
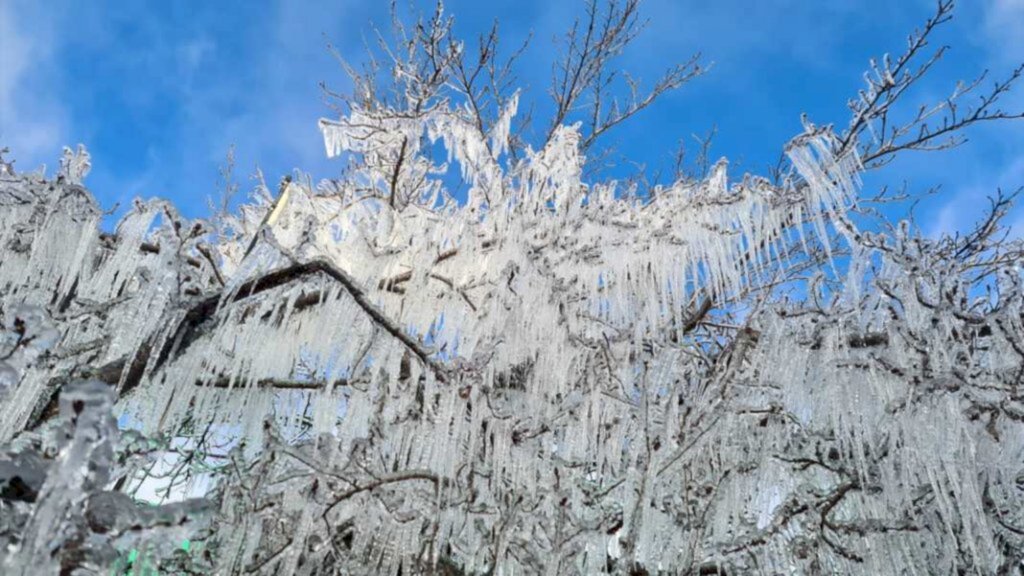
[929,155,1024,238]
[984,0,1024,62]
[919,1,1024,239]
[0,0,69,171]
[176,36,216,91]
[0,3,29,115]
[188,0,356,181]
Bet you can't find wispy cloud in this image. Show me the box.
[984,0,1024,64]
[0,0,68,169]
[929,157,1024,237]
[924,0,1024,238]
[0,0,357,215]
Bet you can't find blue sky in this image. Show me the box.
[2,0,1021,236]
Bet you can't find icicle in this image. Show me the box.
[58,144,92,185]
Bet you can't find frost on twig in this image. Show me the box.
[0,362,208,574]
[58,144,92,185]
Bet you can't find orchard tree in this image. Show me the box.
[1,1,1023,574]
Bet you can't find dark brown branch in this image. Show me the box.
[682,297,713,334]
[389,136,409,208]
[847,332,889,348]
[197,243,226,287]
[322,469,440,519]
[198,375,350,390]
[152,258,447,385]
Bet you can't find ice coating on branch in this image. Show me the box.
[309,100,861,363]
[0,380,209,574]
[6,380,120,573]
[734,234,1024,574]
[0,171,219,440]
[489,92,519,159]
[2,96,1021,574]
[58,144,92,185]
[0,306,61,440]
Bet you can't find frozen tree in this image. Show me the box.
[1,1,1023,574]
